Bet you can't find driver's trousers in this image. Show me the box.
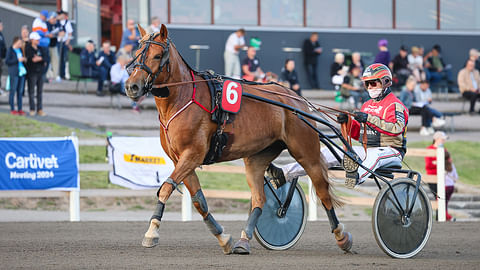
[281,146,403,185]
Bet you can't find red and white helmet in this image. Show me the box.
[361,63,393,90]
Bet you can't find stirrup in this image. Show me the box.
[345,172,359,189]
[266,164,286,189]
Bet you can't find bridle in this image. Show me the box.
[126,33,171,92]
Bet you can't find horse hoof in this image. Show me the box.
[336,231,352,252]
[232,238,250,255]
[220,234,234,255]
[142,236,159,248]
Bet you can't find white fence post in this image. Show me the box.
[437,145,446,222]
[70,133,80,222]
[69,190,80,222]
[308,178,317,221]
[181,184,192,221]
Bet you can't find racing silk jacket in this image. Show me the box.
[350,91,409,156]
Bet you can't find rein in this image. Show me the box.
[128,34,366,157]
[152,78,216,89]
[151,76,367,153]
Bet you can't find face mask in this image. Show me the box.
[368,88,383,99]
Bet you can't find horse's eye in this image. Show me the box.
[153,55,162,60]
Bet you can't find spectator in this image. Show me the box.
[224,28,245,78]
[120,19,140,50]
[110,55,129,92]
[0,21,6,93]
[5,37,27,115]
[425,131,457,221]
[457,59,480,114]
[390,45,411,87]
[32,10,50,78]
[80,40,107,96]
[424,44,453,85]
[302,32,322,89]
[374,39,390,66]
[116,43,133,61]
[21,25,30,43]
[408,46,426,82]
[57,10,73,81]
[349,52,364,74]
[241,46,265,82]
[98,40,116,85]
[340,65,369,109]
[415,80,445,127]
[25,32,46,116]
[279,59,301,96]
[46,11,60,82]
[330,53,348,88]
[146,16,161,34]
[400,77,444,136]
[468,48,480,71]
[110,54,143,113]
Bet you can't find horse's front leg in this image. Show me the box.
[185,172,234,254]
[142,151,200,248]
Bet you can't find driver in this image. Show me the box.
[267,63,409,189]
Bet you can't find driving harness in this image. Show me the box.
[127,33,235,165]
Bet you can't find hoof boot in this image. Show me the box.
[232,238,250,255]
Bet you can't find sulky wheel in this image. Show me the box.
[372,178,432,258]
[254,181,307,250]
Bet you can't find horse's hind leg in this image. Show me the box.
[233,146,283,255]
[186,172,234,254]
[286,139,353,252]
[324,205,353,252]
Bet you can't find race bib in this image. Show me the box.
[221,80,242,114]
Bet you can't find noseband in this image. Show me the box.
[127,33,170,92]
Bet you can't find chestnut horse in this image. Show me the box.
[125,24,352,255]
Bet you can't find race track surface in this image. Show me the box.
[1,221,478,269]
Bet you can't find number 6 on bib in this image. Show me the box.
[221,80,242,114]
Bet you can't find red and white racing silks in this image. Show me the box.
[350,91,409,156]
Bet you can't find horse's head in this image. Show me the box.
[125,24,171,101]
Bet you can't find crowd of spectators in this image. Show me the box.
[77,19,141,112]
[0,9,74,116]
[322,36,480,133]
[1,14,479,119]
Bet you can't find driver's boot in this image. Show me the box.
[266,163,286,189]
[345,171,359,189]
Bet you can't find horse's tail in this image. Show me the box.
[313,154,345,209]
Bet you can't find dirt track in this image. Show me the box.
[1,221,478,269]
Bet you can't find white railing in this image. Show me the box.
[0,140,446,222]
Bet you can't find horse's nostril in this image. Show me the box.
[131,84,140,92]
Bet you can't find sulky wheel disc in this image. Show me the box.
[372,178,432,258]
[254,181,307,250]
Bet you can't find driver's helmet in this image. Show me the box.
[361,63,392,90]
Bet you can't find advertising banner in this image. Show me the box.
[107,137,175,189]
[0,137,79,190]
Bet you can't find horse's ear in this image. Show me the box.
[160,24,168,40]
[138,24,147,37]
